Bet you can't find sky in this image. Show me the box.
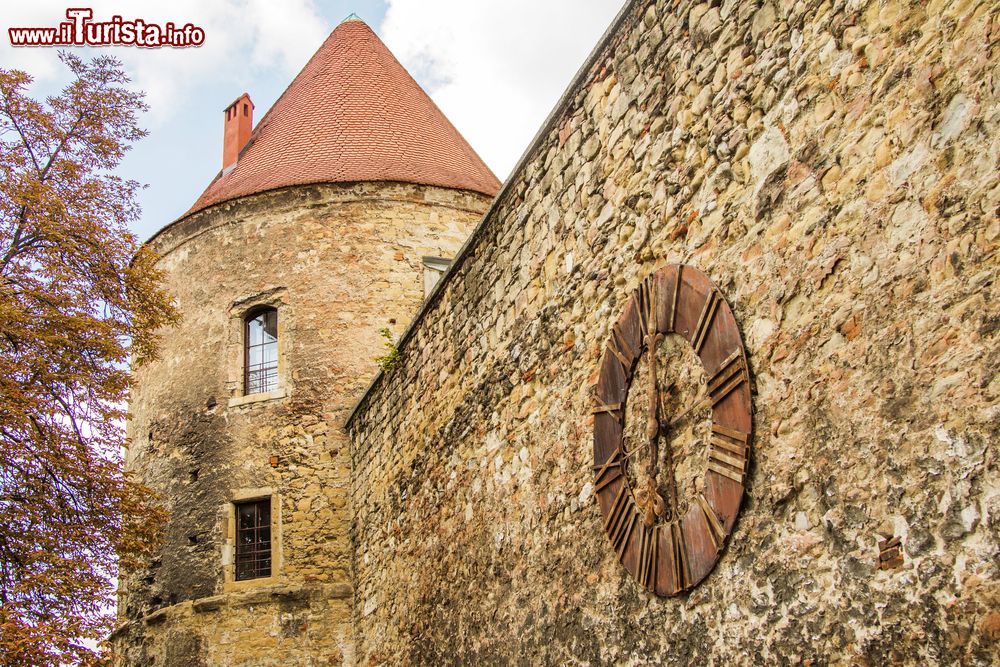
[1,0,625,240]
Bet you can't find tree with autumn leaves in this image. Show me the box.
[0,53,176,665]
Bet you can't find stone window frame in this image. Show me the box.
[222,487,283,591]
[232,496,272,581]
[226,289,291,407]
[422,256,451,299]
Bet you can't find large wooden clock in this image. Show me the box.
[592,264,752,596]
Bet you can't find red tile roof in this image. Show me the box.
[184,18,500,217]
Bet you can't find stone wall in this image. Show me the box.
[116,182,490,666]
[348,0,999,664]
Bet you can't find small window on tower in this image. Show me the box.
[244,307,278,395]
[234,498,271,581]
[422,256,452,298]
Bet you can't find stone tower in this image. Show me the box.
[114,17,498,666]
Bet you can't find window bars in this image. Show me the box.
[235,498,272,581]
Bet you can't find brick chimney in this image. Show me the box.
[223,93,254,172]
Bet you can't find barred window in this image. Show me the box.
[244,307,278,394]
[235,498,271,581]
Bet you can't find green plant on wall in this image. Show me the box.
[374,327,401,373]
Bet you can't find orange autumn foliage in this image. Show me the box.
[0,53,177,665]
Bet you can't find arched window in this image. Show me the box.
[244,307,278,395]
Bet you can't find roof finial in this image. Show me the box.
[341,12,363,23]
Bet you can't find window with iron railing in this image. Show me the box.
[244,307,278,395]
[235,498,271,581]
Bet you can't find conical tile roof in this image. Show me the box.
[184,18,500,217]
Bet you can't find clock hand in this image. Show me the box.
[655,367,683,522]
[622,333,663,464]
[634,474,667,526]
[619,334,670,461]
[624,384,709,459]
[639,330,669,525]
[658,380,673,431]
[666,389,713,429]
[645,332,664,449]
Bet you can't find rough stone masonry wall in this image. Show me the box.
[349,0,999,664]
[115,182,489,666]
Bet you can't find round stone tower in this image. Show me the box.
[114,17,498,666]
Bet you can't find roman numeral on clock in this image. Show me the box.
[668,265,682,332]
[638,523,657,591]
[708,422,749,485]
[707,349,747,407]
[592,451,624,493]
[696,493,727,551]
[591,400,622,421]
[691,289,721,354]
[604,483,636,561]
[669,521,690,593]
[606,323,634,369]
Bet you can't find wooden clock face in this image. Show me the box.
[591,264,752,596]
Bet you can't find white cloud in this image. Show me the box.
[0,0,329,125]
[3,1,626,168]
[379,0,625,180]
[2,0,628,235]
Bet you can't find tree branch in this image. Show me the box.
[38,111,85,183]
